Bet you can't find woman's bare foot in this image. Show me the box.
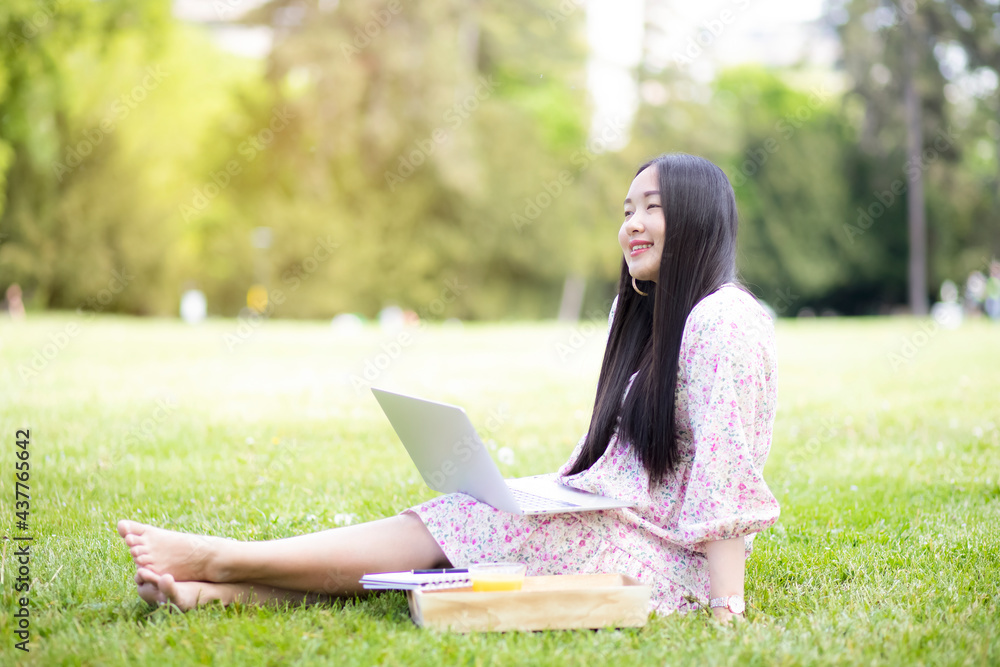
[135,569,166,606]
[134,567,324,612]
[117,519,234,583]
[135,567,237,611]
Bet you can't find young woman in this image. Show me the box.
[118,153,779,622]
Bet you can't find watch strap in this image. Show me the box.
[709,595,745,614]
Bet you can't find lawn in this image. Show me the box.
[1,312,998,666]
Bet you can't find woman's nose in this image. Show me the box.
[624,214,644,234]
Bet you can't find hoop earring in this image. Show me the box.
[632,277,648,297]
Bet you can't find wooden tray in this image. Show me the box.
[407,573,651,632]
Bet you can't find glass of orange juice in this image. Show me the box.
[469,562,527,592]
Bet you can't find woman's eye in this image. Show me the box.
[647,203,660,210]
[623,210,633,218]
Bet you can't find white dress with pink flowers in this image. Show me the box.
[403,283,780,614]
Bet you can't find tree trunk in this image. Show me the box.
[557,273,586,321]
[902,9,928,315]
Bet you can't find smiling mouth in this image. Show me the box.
[630,243,653,256]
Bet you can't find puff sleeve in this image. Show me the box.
[668,299,780,551]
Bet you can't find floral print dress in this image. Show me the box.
[403,282,780,614]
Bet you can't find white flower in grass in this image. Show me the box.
[334,513,358,526]
[497,446,515,465]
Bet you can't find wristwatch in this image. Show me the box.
[709,596,745,614]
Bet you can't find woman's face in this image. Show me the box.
[619,165,665,283]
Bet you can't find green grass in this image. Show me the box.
[1,313,998,666]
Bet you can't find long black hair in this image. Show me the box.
[564,153,741,485]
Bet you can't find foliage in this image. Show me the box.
[170,0,595,320]
[826,0,1000,309]
[0,1,998,317]
[0,0,258,313]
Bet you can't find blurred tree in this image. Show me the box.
[713,68,883,312]
[922,0,1000,269]
[0,0,169,310]
[617,0,998,315]
[829,0,1000,311]
[8,0,991,319]
[0,0,257,314]
[617,48,887,314]
[190,0,593,319]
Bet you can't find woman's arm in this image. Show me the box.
[704,536,746,622]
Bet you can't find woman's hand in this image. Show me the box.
[711,606,745,624]
[704,536,747,624]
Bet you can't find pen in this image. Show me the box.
[412,568,469,574]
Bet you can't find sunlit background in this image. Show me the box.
[1,5,999,661]
[1,0,998,321]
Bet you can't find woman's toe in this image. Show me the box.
[137,567,161,585]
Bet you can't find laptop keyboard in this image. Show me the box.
[508,486,579,512]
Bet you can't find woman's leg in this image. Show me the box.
[118,510,450,596]
[134,567,334,612]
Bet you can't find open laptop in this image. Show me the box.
[372,387,634,515]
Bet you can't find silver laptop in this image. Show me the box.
[372,387,634,515]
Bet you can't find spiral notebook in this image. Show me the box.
[360,569,471,591]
